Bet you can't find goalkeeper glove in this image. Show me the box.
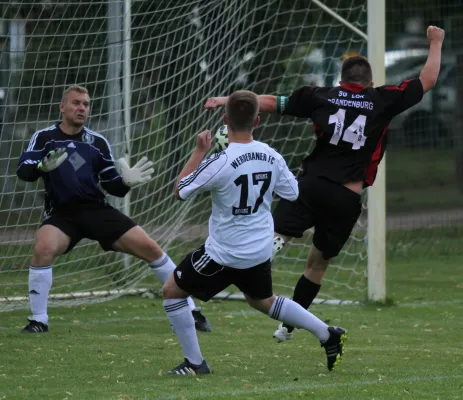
[116,156,154,187]
[38,148,68,172]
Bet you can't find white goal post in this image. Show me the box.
[367,0,386,302]
[0,0,386,312]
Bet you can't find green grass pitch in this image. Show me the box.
[1,251,462,400]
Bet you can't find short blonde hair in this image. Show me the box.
[225,90,259,132]
[62,85,89,102]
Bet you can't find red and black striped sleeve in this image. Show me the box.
[376,78,424,118]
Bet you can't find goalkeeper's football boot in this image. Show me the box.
[164,358,211,375]
[273,323,295,342]
[21,319,49,333]
[321,326,347,371]
[192,308,212,333]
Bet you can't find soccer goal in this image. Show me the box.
[0,0,385,312]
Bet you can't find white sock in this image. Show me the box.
[163,298,203,365]
[28,266,52,324]
[150,253,196,311]
[269,296,329,342]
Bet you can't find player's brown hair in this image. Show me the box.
[62,85,89,102]
[341,56,372,86]
[225,90,259,132]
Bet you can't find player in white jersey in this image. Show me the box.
[161,90,347,375]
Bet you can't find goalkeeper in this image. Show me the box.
[16,85,211,334]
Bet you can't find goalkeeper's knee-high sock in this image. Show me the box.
[283,274,321,332]
[269,296,329,343]
[150,253,196,311]
[164,299,204,365]
[28,266,52,324]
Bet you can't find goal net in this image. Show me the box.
[0,0,370,312]
[384,1,463,271]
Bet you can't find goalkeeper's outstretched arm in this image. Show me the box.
[99,139,153,197]
[100,176,130,198]
[17,154,43,182]
[98,141,131,197]
[16,131,55,182]
[204,95,278,113]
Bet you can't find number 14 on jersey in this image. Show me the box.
[329,108,366,150]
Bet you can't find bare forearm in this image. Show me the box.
[206,95,278,112]
[175,149,208,199]
[420,42,442,93]
[258,95,278,113]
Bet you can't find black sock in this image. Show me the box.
[283,275,321,332]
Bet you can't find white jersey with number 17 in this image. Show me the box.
[178,140,299,269]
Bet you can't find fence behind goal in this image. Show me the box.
[2,0,460,312]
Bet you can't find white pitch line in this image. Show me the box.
[150,374,462,400]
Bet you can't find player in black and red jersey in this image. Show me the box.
[204,26,445,341]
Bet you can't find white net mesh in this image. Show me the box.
[0,0,368,312]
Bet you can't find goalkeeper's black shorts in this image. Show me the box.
[273,175,362,260]
[41,200,137,253]
[174,244,273,302]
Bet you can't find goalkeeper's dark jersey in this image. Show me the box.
[278,79,424,186]
[17,124,129,213]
